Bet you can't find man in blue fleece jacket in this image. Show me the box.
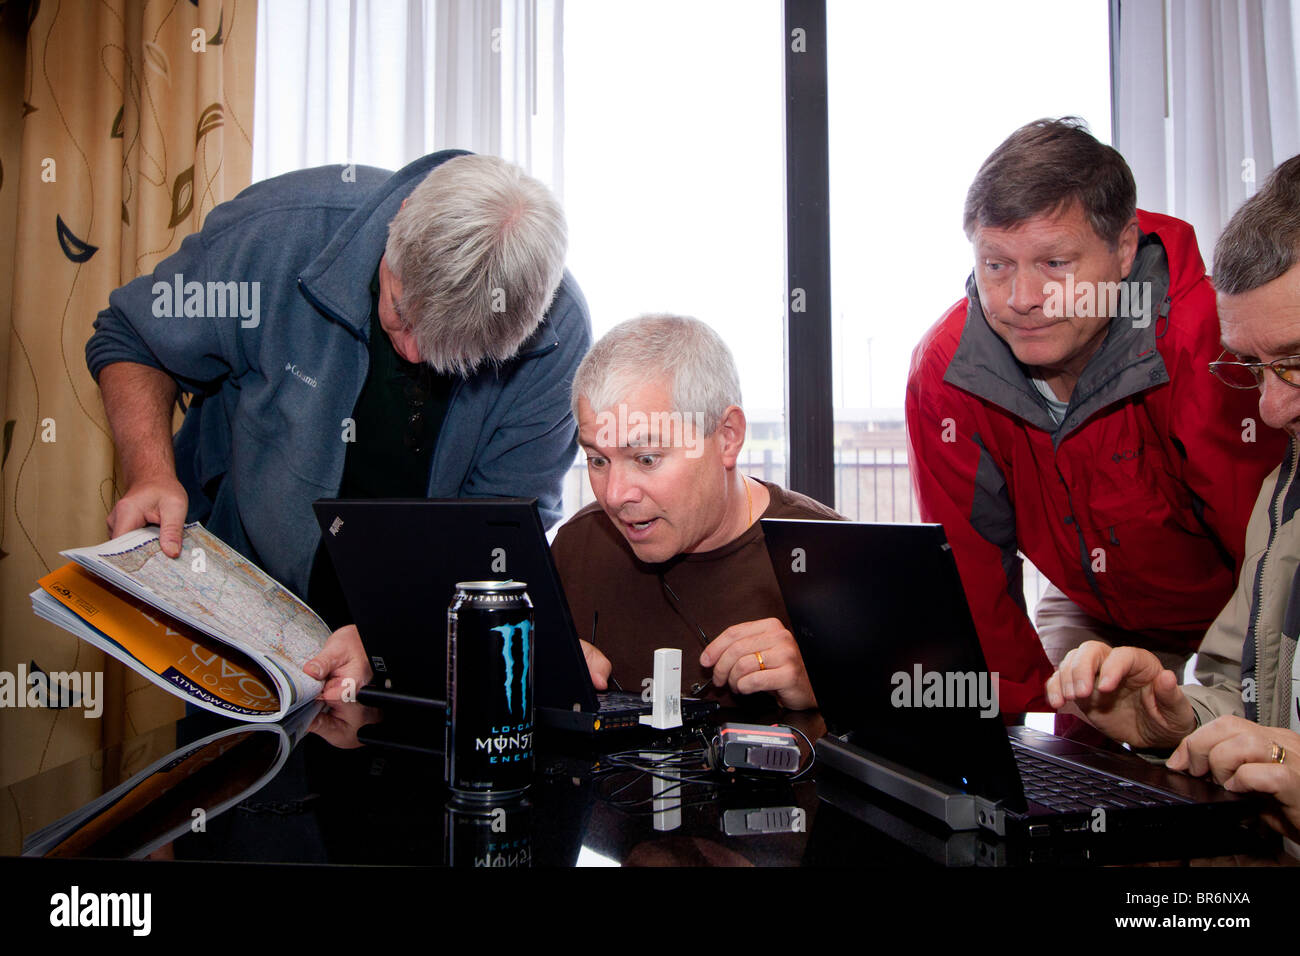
[87,151,590,681]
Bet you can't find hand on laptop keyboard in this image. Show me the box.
[1045,641,1195,750]
[580,638,613,691]
[1168,715,1300,841]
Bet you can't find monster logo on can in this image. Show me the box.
[446,581,535,801]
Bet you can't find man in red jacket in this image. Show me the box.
[906,118,1285,714]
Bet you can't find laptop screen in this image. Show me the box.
[312,498,596,711]
[762,518,1026,810]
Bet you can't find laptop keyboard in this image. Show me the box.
[1013,748,1183,812]
[596,691,649,712]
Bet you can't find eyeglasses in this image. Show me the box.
[1208,350,1300,390]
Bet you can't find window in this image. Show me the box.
[560,0,787,518]
[826,0,1111,533]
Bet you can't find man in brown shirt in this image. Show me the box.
[554,314,841,710]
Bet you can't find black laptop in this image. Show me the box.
[312,498,715,733]
[761,518,1256,842]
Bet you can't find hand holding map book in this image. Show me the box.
[30,523,328,721]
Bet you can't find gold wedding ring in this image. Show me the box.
[1270,742,1287,764]
[755,651,766,671]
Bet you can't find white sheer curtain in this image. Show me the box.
[1113,0,1300,268]
[252,0,563,193]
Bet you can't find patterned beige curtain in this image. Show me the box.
[0,0,256,790]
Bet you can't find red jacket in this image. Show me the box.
[905,210,1286,713]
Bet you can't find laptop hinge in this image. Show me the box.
[815,735,980,831]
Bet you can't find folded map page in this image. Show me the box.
[34,564,283,717]
[31,523,327,721]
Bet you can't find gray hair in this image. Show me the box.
[1214,154,1300,295]
[384,154,567,375]
[572,314,743,435]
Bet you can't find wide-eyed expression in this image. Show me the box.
[577,381,739,563]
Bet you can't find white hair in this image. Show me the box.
[384,154,567,376]
[571,314,743,434]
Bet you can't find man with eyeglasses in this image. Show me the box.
[906,118,1286,715]
[551,314,841,710]
[1048,157,1300,843]
[88,152,590,690]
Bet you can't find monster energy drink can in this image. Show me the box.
[446,581,535,801]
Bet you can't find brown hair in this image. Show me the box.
[1214,154,1300,295]
[963,117,1136,247]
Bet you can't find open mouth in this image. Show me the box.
[621,517,659,537]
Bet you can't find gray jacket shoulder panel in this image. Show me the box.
[942,234,1172,445]
[1185,444,1300,729]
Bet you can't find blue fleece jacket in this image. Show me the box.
[87,151,591,598]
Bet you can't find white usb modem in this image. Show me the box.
[639,648,683,729]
